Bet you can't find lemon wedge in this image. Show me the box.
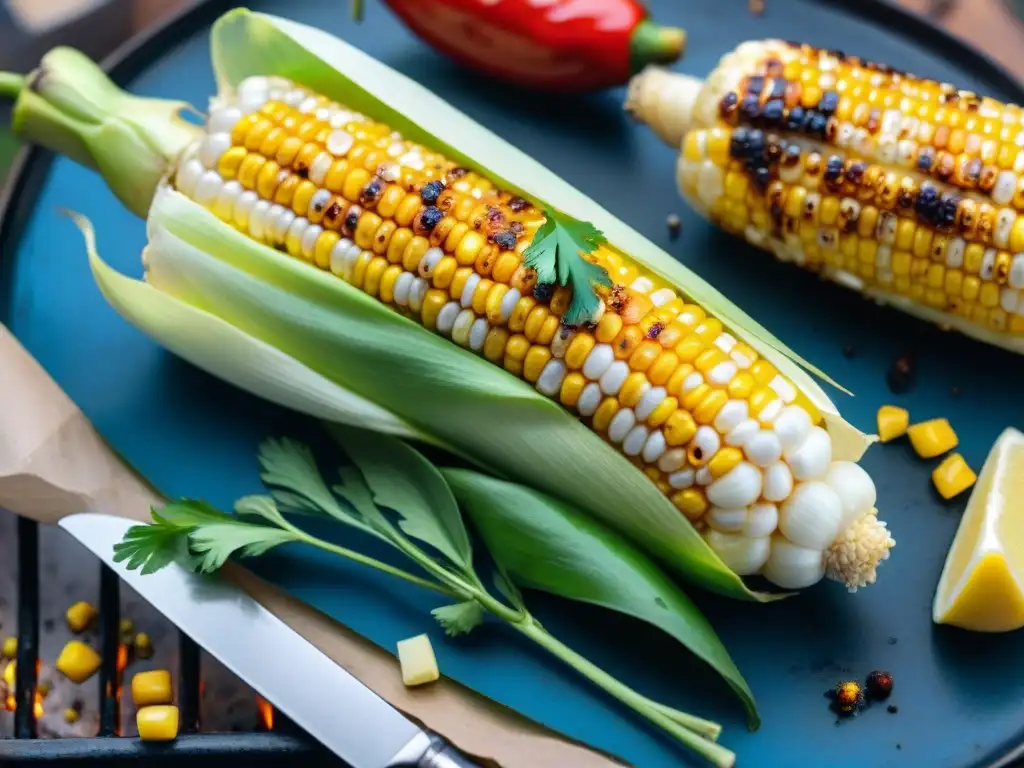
[933,427,1024,632]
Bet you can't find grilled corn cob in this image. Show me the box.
[625,41,1024,351]
[168,73,892,591]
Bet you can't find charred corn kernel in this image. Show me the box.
[119,618,135,636]
[397,634,440,687]
[1,638,15,658]
[932,453,977,499]
[592,397,620,432]
[2,661,13,688]
[132,670,174,707]
[613,325,645,359]
[560,372,586,408]
[137,705,180,742]
[708,446,743,479]
[876,405,910,443]
[64,707,80,724]
[66,601,98,633]
[134,632,153,660]
[56,640,102,683]
[672,489,708,521]
[908,418,959,458]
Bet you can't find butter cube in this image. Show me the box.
[397,634,439,687]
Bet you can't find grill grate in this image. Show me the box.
[0,517,342,766]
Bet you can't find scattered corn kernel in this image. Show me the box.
[137,705,180,742]
[2,637,16,658]
[397,634,440,687]
[907,418,959,459]
[56,640,102,684]
[876,405,909,443]
[132,670,174,707]
[66,601,99,634]
[64,707,80,724]
[134,633,153,660]
[120,619,135,636]
[932,453,977,500]
[3,661,14,689]
[37,681,51,697]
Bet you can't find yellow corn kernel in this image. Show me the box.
[56,640,102,684]
[453,231,484,265]
[647,352,678,386]
[485,284,511,325]
[255,160,282,199]
[663,410,698,446]
[537,315,560,346]
[377,184,405,219]
[682,383,711,412]
[876,405,910,443]
[647,396,679,427]
[592,398,620,432]
[216,146,247,179]
[671,489,708,522]
[313,230,340,270]
[66,602,98,634]
[492,252,520,284]
[619,373,649,408]
[1011,217,1024,253]
[674,336,704,363]
[379,265,403,304]
[132,670,174,708]
[980,282,1000,308]
[420,289,448,329]
[351,252,373,289]
[3,661,13,688]
[629,341,662,373]
[2,637,16,658]
[273,175,300,208]
[748,386,776,417]
[694,348,727,374]
[236,153,265,189]
[137,706,180,742]
[749,360,776,385]
[395,194,423,228]
[962,275,981,301]
[932,453,977,500]
[707,447,744,479]
[561,334,595,370]
[560,372,587,408]
[63,707,80,724]
[694,389,728,424]
[694,318,723,343]
[907,418,959,459]
[594,311,623,344]
[483,328,509,362]
[397,634,440,687]
[432,257,458,290]
[727,372,755,399]
[523,346,552,383]
[507,296,536,333]
[666,363,694,397]
[963,243,984,274]
[119,618,135,636]
[134,632,150,657]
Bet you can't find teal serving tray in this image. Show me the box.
[3,1,1024,766]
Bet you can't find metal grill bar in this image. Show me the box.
[1,517,340,766]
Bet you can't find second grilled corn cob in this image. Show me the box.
[166,73,892,591]
[626,40,1024,352]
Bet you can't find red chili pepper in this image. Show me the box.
[371,0,686,92]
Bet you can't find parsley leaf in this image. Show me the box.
[523,209,612,326]
[113,520,193,575]
[188,523,298,573]
[431,601,486,637]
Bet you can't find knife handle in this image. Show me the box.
[417,734,482,768]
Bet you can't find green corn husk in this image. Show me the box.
[2,8,874,602]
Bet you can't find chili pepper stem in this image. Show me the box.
[628,20,687,75]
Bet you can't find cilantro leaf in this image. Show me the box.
[188,523,298,573]
[332,465,400,538]
[523,209,612,326]
[112,521,193,575]
[257,437,387,540]
[431,601,486,637]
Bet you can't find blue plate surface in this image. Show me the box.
[4,1,1024,766]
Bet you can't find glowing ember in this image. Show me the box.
[33,692,43,719]
[4,694,13,712]
[116,644,129,673]
[256,696,274,730]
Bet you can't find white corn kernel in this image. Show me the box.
[706,462,761,508]
[469,318,489,351]
[762,537,825,589]
[703,531,770,576]
[436,302,460,334]
[745,503,779,537]
[582,344,615,380]
[773,406,811,453]
[608,408,637,443]
[641,431,667,463]
[668,468,696,489]
[744,430,783,467]
[536,360,568,397]
[707,507,747,532]
[461,274,481,307]
[635,387,667,422]
[714,400,749,433]
[392,272,414,306]
[762,461,794,503]
[451,309,475,346]
[576,383,602,416]
[779,481,843,550]
[785,426,832,481]
[658,448,687,473]
[599,361,630,395]
[623,425,650,457]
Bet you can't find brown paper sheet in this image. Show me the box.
[0,323,623,768]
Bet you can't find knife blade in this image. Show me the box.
[60,512,479,768]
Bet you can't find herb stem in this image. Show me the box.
[290,529,460,600]
[515,619,734,768]
[0,73,25,99]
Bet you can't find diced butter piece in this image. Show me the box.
[397,634,440,687]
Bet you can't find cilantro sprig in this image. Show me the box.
[524,209,612,326]
[113,428,735,766]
